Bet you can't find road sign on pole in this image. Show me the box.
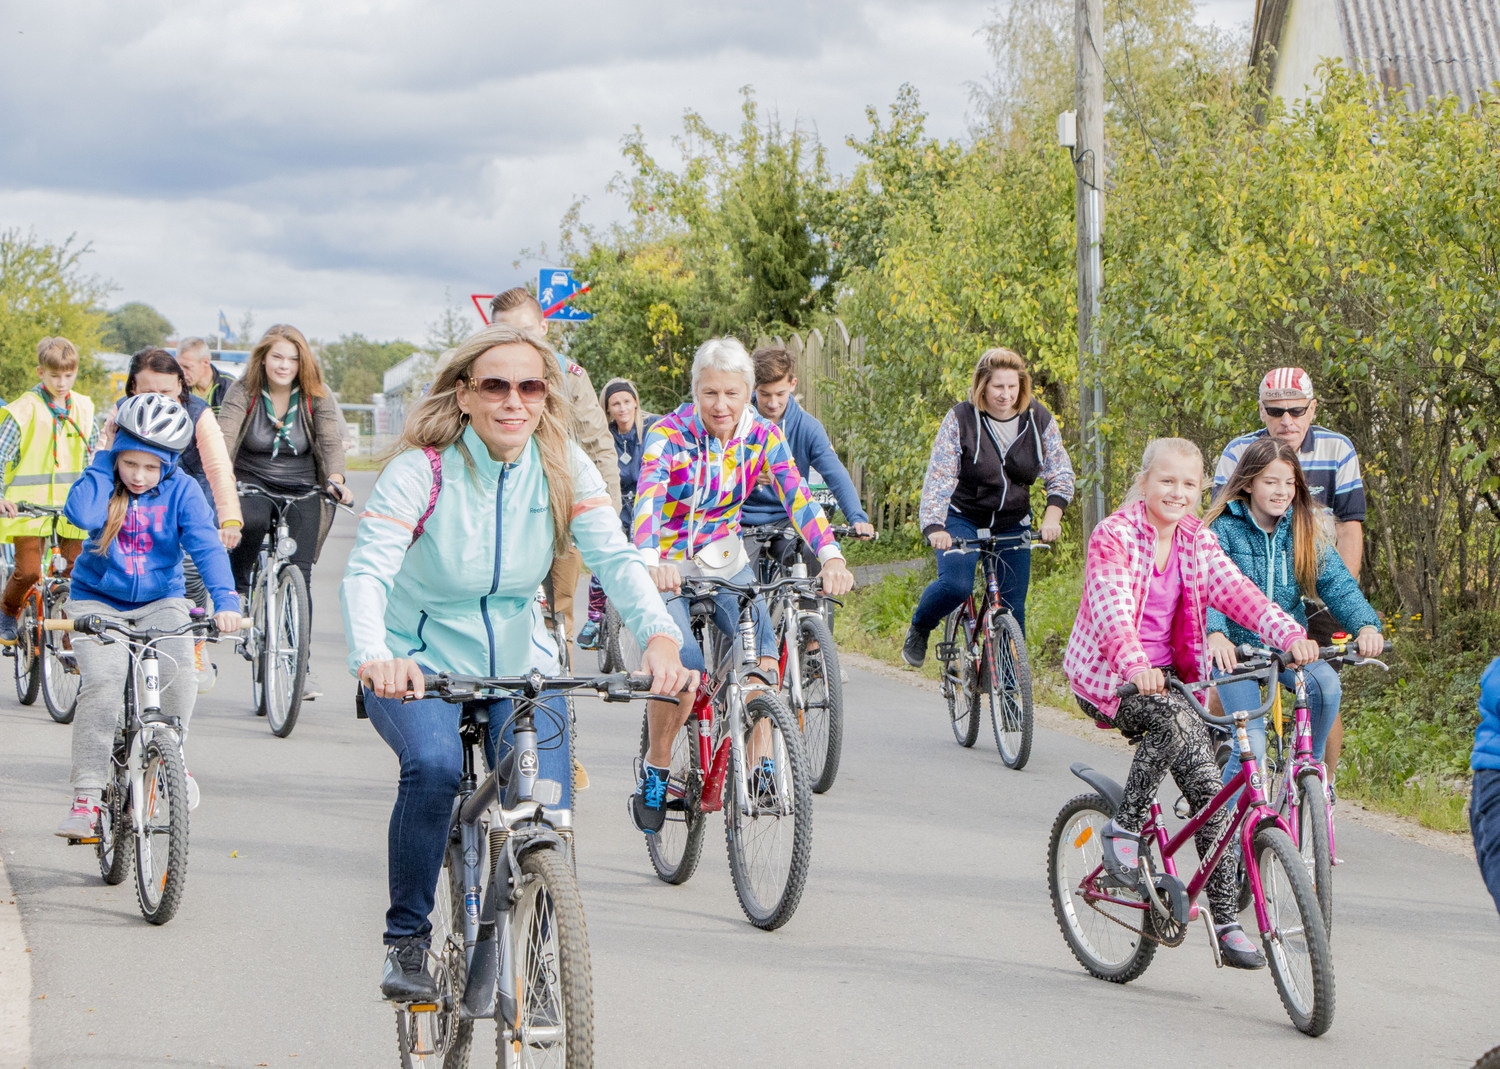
[537,269,593,321]
[471,294,494,324]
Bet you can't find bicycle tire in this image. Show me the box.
[262,565,310,738]
[97,762,132,886]
[395,845,473,1069]
[1047,793,1157,983]
[940,608,981,747]
[1474,1045,1500,1069]
[599,602,624,674]
[13,596,41,706]
[41,596,79,724]
[500,846,593,1068]
[248,564,266,715]
[134,735,189,925]
[794,614,844,794]
[724,692,813,930]
[640,713,705,885]
[1295,770,1334,937]
[1254,826,1335,1036]
[985,612,1033,770]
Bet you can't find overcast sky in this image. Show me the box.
[0,1,1254,347]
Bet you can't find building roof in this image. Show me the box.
[1253,0,1500,109]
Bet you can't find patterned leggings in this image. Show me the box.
[1114,691,1238,925]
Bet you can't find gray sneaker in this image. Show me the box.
[301,669,322,701]
[1100,819,1142,887]
[55,795,100,839]
[901,627,928,668]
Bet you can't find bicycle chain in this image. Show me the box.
[1080,855,1188,948]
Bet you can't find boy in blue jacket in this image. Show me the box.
[54,395,240,839]
[1474,658,1500,916]
[742,346,873,573]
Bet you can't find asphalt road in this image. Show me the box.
[1,469,1498,1067]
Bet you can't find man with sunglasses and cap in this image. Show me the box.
[1213,366,1366,780]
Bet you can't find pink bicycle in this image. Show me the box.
[1048,650,1335,1036]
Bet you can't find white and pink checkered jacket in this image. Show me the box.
[1063,500,1306,720]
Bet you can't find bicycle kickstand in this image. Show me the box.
[1203,907,1223,969]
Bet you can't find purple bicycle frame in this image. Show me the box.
[1278,667,1336,862]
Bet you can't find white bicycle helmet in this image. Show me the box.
[116,393,195,452]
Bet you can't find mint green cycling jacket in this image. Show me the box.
[341,425,681,678]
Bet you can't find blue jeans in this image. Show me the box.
[1218,659,1342,788]
[1472,768,1500,917]
[363,686,572,944]
[664,563,774,672]
[911,513,1032,636]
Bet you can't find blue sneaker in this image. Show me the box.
[628,760,669,834]
[0,613,17,647]
[577,619,602,650]
[754,757,778,808]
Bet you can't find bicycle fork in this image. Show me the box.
[129,649,180,843]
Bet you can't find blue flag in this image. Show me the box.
[218,310,233,341]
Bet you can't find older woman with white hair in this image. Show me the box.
[629,336,854,832]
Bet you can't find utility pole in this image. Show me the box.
[1074,0,1108,539]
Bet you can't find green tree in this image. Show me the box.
[318,334,419,403]
[102,301,174,354]
[0,230,109,402]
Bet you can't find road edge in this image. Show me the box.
[0,845,31,1068]
[839,648,1477,860]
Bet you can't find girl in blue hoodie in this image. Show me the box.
[1202,435,1383,791]
[54,394,241,840]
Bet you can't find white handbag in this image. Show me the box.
[681,533,749,580]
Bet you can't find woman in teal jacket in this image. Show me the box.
[1203,436,1383,788]
[341,323,692,1002]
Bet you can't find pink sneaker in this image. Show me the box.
[55,795,100,839]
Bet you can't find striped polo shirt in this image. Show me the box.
[1212,426,1366,523]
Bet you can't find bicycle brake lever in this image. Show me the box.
[1349,656,1390,671]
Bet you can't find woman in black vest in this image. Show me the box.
[902,348,1075,667]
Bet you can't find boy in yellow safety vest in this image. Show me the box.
[0,337,97,644]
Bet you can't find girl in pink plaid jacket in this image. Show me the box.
[1063,438,1316,969]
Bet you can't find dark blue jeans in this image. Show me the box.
[363,686,572,944]
[911,513,1032,636]
[1472,768,1500,917]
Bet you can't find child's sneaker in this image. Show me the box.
[628,760,669,834]
[185,771,200,811]
[194,640,217,694]
[1100,819,1143,887]
[577,619,601,650]
[55,795,101,839]
[0,613,18,647]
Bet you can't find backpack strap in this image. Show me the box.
[409,446,443,546]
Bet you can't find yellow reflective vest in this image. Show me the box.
[0,389,95,541]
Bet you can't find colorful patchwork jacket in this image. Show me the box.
[1063,500,1306,719]
[632,402,841,567]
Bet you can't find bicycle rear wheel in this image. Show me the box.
[41,597,80,724]
[262,565,310,737]
[500,846,592,1068]
[985,612,1033,770]
[1048,793,1157,982]
[395,845,472,1069]
[724,692,813,930]
[640,713,705,884]
[97,760,132,885]
[793,614,844,794]
[135,735,189,925]
[1295,770,1334,937]
[13,596,41,706]
[1255,826,1335,1036]
[940,609,981,747]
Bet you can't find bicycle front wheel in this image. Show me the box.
[97,761,132,886]
[262,565,310,737]
[1048,793,1157,983]
[395,845,472,1069]
[1255,826,1335,1036]
[724,692,813,930]
[794,614,844,794]
[500,846,593,1069]
[13,596,41,706]
[135,735,190,924]
[1295,770,1334,937]
[599,602,623,674]
[940,609,981,747]
[42,599,80,724]
[985,612,1033,770]
[640,713,705,885]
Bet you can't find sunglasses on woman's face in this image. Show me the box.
[1263,404,1310,419]
[466,376,548,403]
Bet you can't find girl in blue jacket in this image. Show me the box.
[54,394,241,840]
[1202,436,1382,790]
[1473,658,1500,915]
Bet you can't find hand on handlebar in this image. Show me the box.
[819,557,854,596]
[1355,626,1384,659]
[1129,667,1167,696]
[641,634,697,698]
[0,500,16,519]
[852,521,876,539]
[928,530,952,551]
[649,563,682,595]
[359,657,426,701]
[1207,632,1238,673]
[212,610,242,634]
[327,478,354,506]
[1286,637,1321,667]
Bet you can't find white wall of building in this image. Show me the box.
[1272,0,1346,102]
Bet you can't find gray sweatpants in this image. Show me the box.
[68,597,195,793]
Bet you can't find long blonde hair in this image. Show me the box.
[94,486,131,555]
[399,324,574,558]
[1119,437,1205,511]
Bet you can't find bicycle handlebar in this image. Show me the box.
[44,614,250,641]
[942,533,1050,555]
[15,503,65,516]
[236,482,355,514]
[418,668,679,705]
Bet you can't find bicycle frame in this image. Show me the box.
[1278,666,1335,862]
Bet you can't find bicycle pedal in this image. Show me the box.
[406,1003,439,1013]
[67,836,101,846]
[935,642,957,662]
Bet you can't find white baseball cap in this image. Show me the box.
[1259,367,1315,403]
